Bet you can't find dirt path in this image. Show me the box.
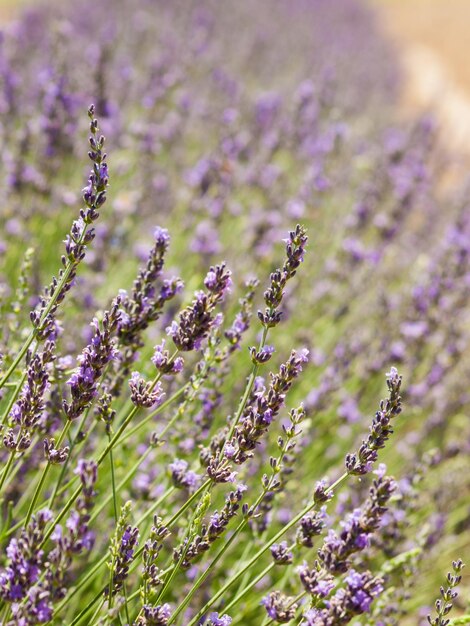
[0,0,25,22]
[375,0,470,155]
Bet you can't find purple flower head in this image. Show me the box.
[345,569,384,613]
[166,320,179,338]
[374,463,387,478]
[154,226,170,247]
[142,603,172,625]
[207,613,232,626]
[168,263,231,352]
[152,339,185,375]
[261,591,297,622]
[204,265,232,296]
[208,512,223,532]
[129,373,165,408]
[74,459,98,490]
[169,459,202,492]
[315,579,335,598]
[270,541,293,565]
[224,442,236,459]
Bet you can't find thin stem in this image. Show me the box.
[24,421,70,527]
[0,450,16,494]
[39,372,166,549]
[47,407,92,509]
[54,553,108,617]
[53,486,176,621]
[188,472,349,625]
[262,591,306,626]
[0,223,90,392]
[0,369,28,428]
[170,413,296,623]
[226,560,276,615]
[164,479,211,529]
[89,446,153,525]
[0,604,11,624]
[225,325,269,448]
[0,332,34,392]
[49,382,182,514]
[122,583,131,626]
[69,591,104,626]
[109,433,119,522]
[108,430,119,612]
[169,515,245,624]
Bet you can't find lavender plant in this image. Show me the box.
[0,0,468,624]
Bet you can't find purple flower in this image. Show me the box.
[207,613,232,626]
[129,372,165,408]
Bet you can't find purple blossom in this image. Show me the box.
[207,613,232,626]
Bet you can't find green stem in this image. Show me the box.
[169,515,245,624]
[164,479,211,529]
[0,451,16,495]
[0,223,90,392]
[47,407,91,509]
[118,385,187,446]
[53,486,176,621]
[226,560,276,616]
[109,434,119,523]
[225,325,269,447]
[54,553,108,617]
[170,410,296,623]
[108,431,119,611]
[262,591,306,626]
[122,583,131,626]
[0,602,11,624]
[69,591,104,626]
[0,333,34,392]
[188,473,349,625]
[0,369,28,428]
[89,446,153,525]
[24,421,71,528]
[39,379,161,549]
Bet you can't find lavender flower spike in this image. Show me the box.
[427,559,465,626]
[63,298,121,420]
[207,613,233,625]
[345,366,402,475]
[167,263,232,351]
[129,372,165,408]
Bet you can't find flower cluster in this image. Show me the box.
[172,484,245,569]
[304,570,384,625]
[345,368,402,475]
[167,263,232,352]
[29,106,107,342]
[129,372,165,408]
[427,559,465,626]
[63,298,121,420]
[3,342,55,451]
[226,349,309,464]
[258,224,308,328]
[116,227,183,381]
[108,502,140,597]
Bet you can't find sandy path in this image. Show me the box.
[375,0,470,154]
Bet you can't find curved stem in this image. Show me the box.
[24,421,70,528]
[0,224,89,392]
[188,473,349,625]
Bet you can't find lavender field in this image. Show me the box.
[0,1,469,624]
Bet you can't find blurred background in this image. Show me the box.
[376,0,470,156]
[2,0,470,150]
